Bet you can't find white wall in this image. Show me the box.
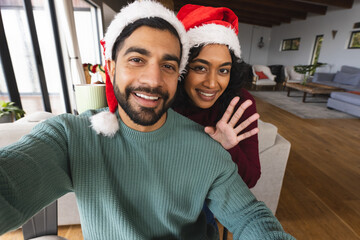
[239,23,271,65]
[266,0,360,72]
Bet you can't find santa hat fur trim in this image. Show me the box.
[187,24,241,58]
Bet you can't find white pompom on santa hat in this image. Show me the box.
[90,0,190,137]
[177,4,241,59]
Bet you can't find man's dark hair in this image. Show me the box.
[173,44,248,122]
[111,17,182,61]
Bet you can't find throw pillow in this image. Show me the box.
[333,71,360,85]
[312,72,335,83]
[255,71,268,80]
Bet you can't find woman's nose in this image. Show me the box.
[203,71,217,88]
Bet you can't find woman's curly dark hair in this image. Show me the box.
[173,44,249,121]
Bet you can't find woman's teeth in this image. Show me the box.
[135,93,159,100]
[199,91,215,97]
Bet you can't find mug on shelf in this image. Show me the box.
[74,84,107,114]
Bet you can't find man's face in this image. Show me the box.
[108,26,181,131]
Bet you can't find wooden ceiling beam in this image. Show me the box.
[233,10,285,25]
[296,0,354,8]
[175,0,308,19]
[236,0,327,14]
[235,9,291,23]
[236,18,274,28]
[237,16,281,26]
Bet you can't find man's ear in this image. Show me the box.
[106,60,116,83]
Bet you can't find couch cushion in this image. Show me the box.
[289,69,304,81]
[312,72,335,83]
[0,112,55,148]
[330,92,360,105]
[333,71,360,86]
[258,120,278,152]
[341,65,360,74]
[0,123,36,147]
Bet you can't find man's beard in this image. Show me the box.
[113,79,174,126]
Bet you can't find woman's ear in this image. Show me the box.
[106,60,116,83]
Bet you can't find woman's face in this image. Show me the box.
[184,44,232,109]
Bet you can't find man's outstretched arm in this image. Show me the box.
[0,119,73,235]
[208,164,295,240]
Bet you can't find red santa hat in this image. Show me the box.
[90,0,190,137]
[177,4,241,59]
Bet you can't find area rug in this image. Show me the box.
[250,90,356,119]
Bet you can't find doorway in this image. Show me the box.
[310,35,323,75]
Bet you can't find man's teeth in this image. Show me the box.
[135,93,159,100]
[199,91,215,97]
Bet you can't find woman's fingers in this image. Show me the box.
[237,127,259,142]
[234,113,260,134]
[228,99,253,127]
[220,96,240,123]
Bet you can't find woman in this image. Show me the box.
[173,4,261,233]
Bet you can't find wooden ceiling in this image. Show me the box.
[173,0,355,28]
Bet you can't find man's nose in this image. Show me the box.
[139,63,163,87]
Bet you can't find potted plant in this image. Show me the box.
[0,100,25,123]
[294,62,326,85]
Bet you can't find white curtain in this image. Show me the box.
[54,0,86,85]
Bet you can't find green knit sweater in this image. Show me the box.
[0,109,294,239]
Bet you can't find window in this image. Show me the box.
[348,31,360,49]
[0,57,10,102]
[281,38,300,51]
[73,0,102,65]
[0,0,103,115]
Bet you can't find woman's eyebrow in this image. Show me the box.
[220,62,232,67]
[191,59,209,65]
[191,59,232,67]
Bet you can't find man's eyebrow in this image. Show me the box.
[124,47,150,56]
[163,54,180,65]
[123,47,180,65]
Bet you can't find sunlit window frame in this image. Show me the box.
[281,37,301,51]
[348,30,360,49]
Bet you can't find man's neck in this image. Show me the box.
[117,107,167,132]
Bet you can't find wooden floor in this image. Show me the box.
[1,96,360,240]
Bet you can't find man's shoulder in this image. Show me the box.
[168,108,205,133]
[168,109,228,152]
[34,109,98,132]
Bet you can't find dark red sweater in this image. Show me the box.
[173,88,261,188]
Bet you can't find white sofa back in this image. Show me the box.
[0,112,81,226]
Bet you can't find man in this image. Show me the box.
[0,1,294,239]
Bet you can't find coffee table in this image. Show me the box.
[285,82,346,102]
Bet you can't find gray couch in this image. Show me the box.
[327,92,360,118]
[312,65,360,92]
[311,65,360,117]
